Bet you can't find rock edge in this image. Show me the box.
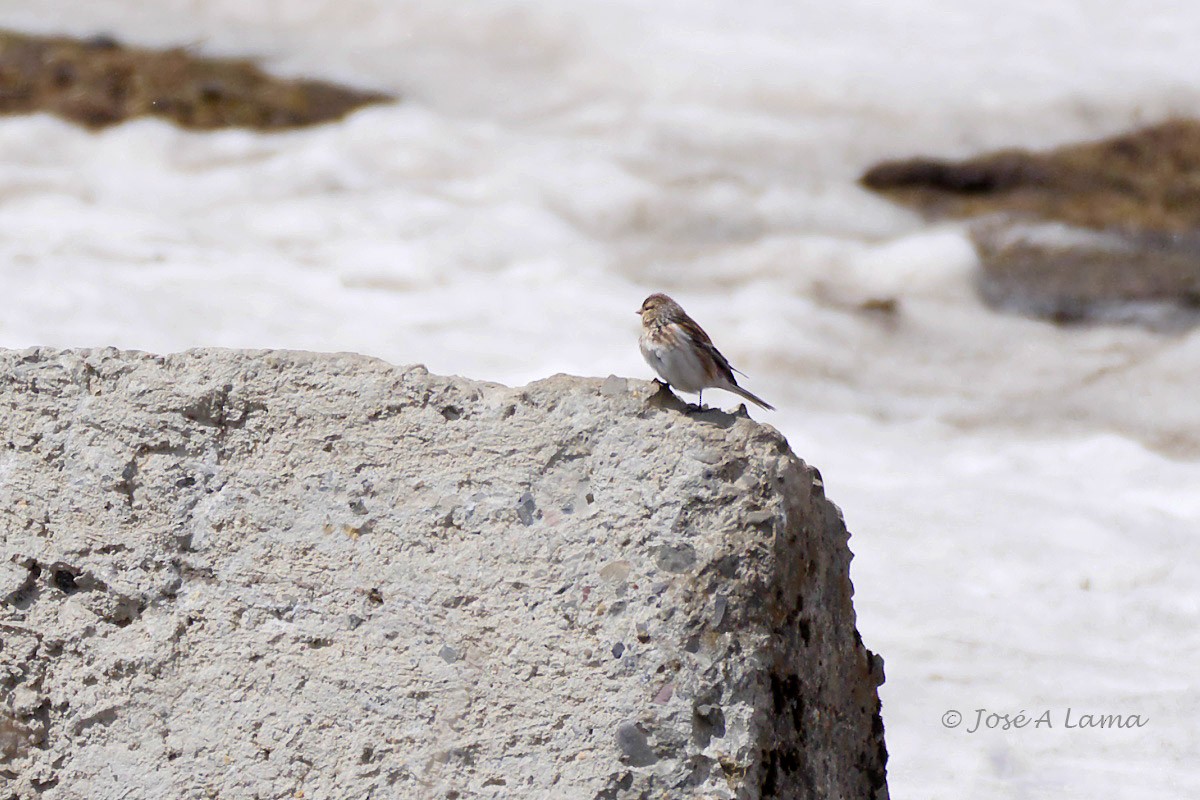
[0,347,887,799]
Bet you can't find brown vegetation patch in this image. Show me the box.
[0,29,392,130]
[861,120,1200,235]
[862,120,1200,327]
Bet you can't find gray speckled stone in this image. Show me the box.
[0,348,887,799]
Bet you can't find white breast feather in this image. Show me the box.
[640,326,711,394]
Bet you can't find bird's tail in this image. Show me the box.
[729,383,775,411]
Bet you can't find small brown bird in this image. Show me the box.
[637,293,774,410]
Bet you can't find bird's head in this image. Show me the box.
[638,293,679,324]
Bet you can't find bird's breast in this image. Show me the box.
[639,328,711,393]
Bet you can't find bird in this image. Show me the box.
[637,293,774,411]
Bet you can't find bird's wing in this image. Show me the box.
[704,342,739,384]
[673,315,742,384]
[675,313,714,347]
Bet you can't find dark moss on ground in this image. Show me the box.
[0,29,392,130]
[861,120,1200,328]
[860,119,1200,234]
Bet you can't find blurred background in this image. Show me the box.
[0,1,1197,797]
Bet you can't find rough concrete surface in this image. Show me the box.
[0,348,887,800]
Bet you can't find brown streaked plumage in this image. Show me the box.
[637,293,774,411]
